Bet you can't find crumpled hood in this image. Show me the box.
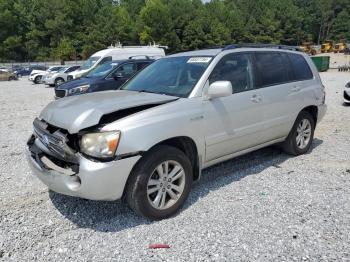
[40,90,177,134]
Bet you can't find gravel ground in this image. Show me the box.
[0,72,350,262]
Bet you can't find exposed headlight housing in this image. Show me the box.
[80,131,120,159]
[68,85,89,95]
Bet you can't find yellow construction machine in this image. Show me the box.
[321,40,334,53]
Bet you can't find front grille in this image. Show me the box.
[33,118,78,163]
[55,89,66,98]
[27,135,79,173]
[344,91,350,101]
[67,75,73,81]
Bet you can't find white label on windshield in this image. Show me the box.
[111,63,118,66]
[187,57,212,63]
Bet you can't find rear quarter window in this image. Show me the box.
[287,53,313,81]
[255,52,289,87]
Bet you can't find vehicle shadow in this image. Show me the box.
[49,138,323,232]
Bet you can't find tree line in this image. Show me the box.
[0,0,349,62]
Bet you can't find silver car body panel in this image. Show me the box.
[28,48,327,201]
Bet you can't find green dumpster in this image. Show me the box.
[311,56,330,72]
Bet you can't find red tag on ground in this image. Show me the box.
[148,244,170,249]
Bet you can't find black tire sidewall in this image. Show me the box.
[55,78,64,86]
[127,146,193,220]
[34,76,41,84]
[289,111,315,155]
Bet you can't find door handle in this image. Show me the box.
[292,86,301,92]
[250,94,262,103]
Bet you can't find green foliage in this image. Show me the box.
[0,0,349,61]
[52,37,75,63]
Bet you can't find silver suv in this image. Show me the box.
[26,46,327,220]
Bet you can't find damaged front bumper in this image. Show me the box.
[26,135,140,201]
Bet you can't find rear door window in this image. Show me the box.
[255,52,289,87]
[287,53,313,81]
[209,53,255,93]
[114,63,137,78]
[137,62,151,71]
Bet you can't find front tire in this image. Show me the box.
[55,78,64,87]
[282,111,315,156]
[126,145,193,220]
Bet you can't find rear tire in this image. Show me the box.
[282,111,315,156]
[34,75,42,84]
[126,145,193,220]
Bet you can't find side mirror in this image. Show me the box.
[207,81,232,99]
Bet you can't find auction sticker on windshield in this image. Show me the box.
[187,57,212,63]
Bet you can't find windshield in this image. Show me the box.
[86,62,118,78]
[121,56,212,97]
[81,56,101,70]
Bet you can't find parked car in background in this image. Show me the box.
[29,66,65,84]
[15,65,47,78]
[55,59,152,98]
[344,82,350,104]
[0,69,18,81]
[27,46,326,220]
[44,66,80,87]
[67,44,165,80]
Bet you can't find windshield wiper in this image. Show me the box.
[137,89,177,97]
[137,89,158,94]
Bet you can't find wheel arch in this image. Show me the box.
[151,136,200,181]
[55,77,65,84]
[300,105,318,126]
[122,136,201,200]
[123,136,200,196]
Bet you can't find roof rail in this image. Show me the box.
[222,44,303,52]
[128,55,151,60]
[108,42,168,49]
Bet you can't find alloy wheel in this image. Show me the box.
[296,119,312,149]
[147,160,186,210]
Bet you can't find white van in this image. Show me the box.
[68,44,166,80]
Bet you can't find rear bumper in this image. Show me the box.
[26,137,140,201]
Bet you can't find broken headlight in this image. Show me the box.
[80,131,120,159]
